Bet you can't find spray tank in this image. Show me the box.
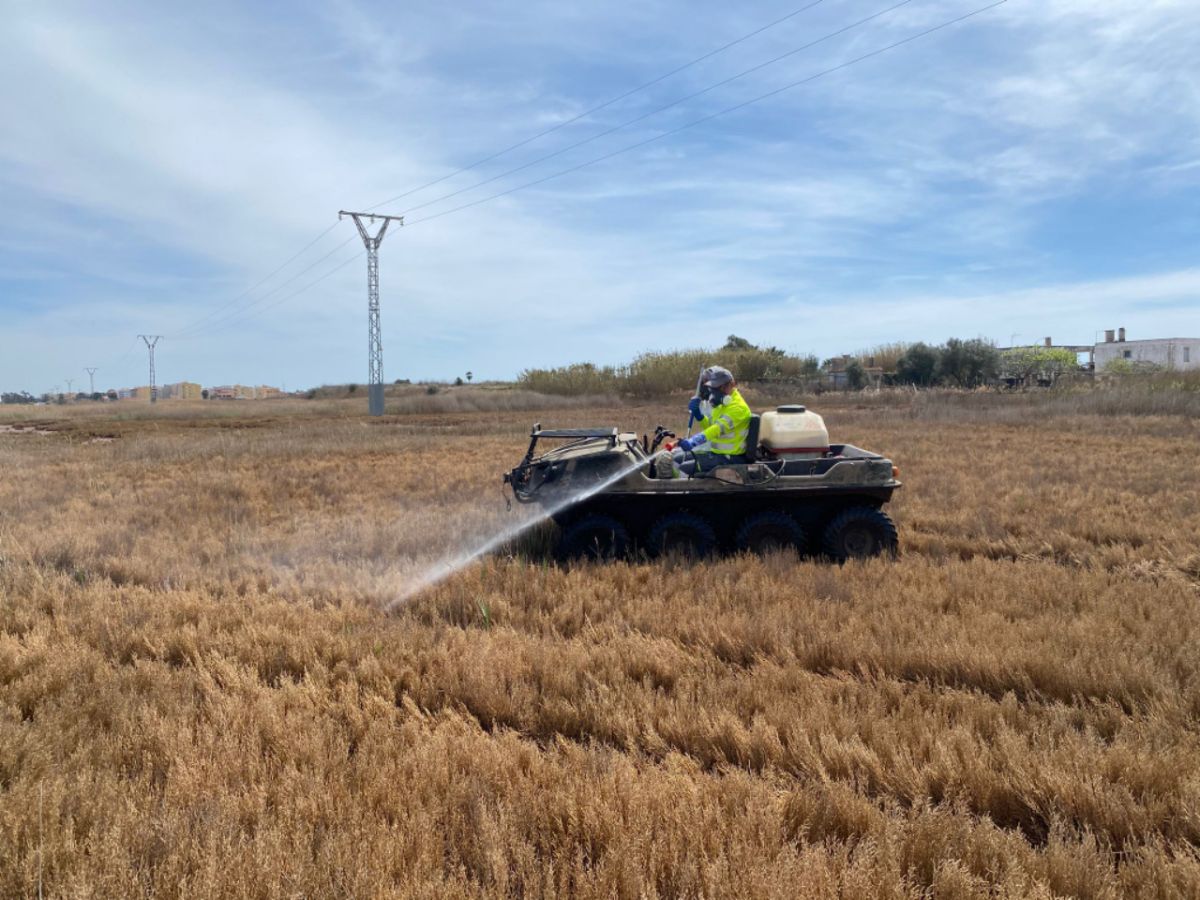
[757,405,829,460]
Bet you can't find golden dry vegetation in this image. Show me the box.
[2,389,1199,898]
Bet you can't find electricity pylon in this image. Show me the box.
[339,210,403,416]
[85,367,98,395]
[138,335,162,403]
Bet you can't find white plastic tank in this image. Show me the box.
[758,405,829,459]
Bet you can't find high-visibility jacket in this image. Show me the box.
[697,388,752,455]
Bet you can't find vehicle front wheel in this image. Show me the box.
[647,511,717,559]
[557,514,630,561]
[736,510,806,555]
[822,507,898,562]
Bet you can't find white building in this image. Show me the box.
[1093,328,1200,372]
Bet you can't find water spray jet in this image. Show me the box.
[385,454,649,610]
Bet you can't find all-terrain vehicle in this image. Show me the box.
[502,405,901,561]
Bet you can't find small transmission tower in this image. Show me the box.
[85,367,98,396]
[138,335,162,402]
[339,210,403,416]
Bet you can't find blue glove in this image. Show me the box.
[687,397,702,420]
[678,434,706,453]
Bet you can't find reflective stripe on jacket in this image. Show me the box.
[698,388,751,455]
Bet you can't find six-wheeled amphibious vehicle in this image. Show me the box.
[503,405,901,561]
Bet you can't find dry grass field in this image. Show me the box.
[2,388,1199,898]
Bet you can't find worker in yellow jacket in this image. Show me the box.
[672,365,752,475]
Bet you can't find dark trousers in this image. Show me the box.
[670,448,749,476]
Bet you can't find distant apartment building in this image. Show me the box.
[115,382,201,400]
[158,381,202,400]
[1093,328,1200,372]
[209,384,281,400]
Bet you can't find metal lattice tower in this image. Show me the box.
[340,210,403,416]
[85,367,98,395]
[138,335,162,403]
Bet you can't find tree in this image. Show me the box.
[454,376,464,386]
[466,371,473,383]
[722,334,755,351]
[845,359,866,390]
[895,343,939,386]
[937,338,999,388]
[201,389,210,400]
[1001,347,1079,385]
[1103,358,1161,376]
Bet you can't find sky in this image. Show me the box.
[2,0,1199,392]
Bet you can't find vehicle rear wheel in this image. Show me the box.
[736,510,806,555]
[647,511,717,559]
[822,507,898,562]
[558,514,630,561]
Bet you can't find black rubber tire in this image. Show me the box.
[736,510,806,555]
[822,507,899,562]
[647,511,717,559]
[558,514,630,561]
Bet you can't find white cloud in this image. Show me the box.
[2,0,1200,390]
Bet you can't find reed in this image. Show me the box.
[1,396,1198,897]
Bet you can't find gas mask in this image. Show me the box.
[700,383,728,410]
[696,383,717,419]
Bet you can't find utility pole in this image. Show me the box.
[339,210,403,416]
[65,378,74,396]
[85,367,98,395]
[138,335,162,403]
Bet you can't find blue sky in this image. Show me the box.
[2,0,1199,392]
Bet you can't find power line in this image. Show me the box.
[167,222,341,338]
[364,0,828,213]
[391,0,915,220]
[172,235,358,339]
[151,2,829,341]
[140,0,1007,347]
[168,0,1007,343]
[95,338,140,382]
[406,0,1010,228]
[192,0,1007,343]
[177,249,365,339]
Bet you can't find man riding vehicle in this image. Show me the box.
[670,365,752,476]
